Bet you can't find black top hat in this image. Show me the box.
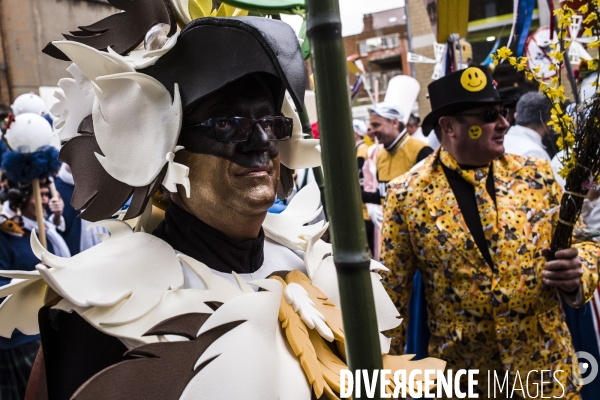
[421,66,512,135]
[141,17,306,114]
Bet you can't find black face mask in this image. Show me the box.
[182,116,293,143]
[177,122,280,168]
[176,73,282,167]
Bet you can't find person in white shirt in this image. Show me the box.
[406,114,426,143]
[503,92,551,161]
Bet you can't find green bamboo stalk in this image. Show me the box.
[305,0,383,397]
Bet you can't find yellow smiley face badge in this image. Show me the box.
[468,125,482,139]
[460,67,487,92]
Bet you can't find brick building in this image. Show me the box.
[0,0,115,109]
[342,8,409,106]
[354,0,546,117]
[404,0,436,116]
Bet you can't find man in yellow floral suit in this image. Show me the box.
[380,66,599,399]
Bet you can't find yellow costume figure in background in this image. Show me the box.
[381,147,599,398]
[356,141,369,162]
[375,134,428,201]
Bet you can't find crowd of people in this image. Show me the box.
[0,93,109,400]
[0,3,598,399]
[1,71,599,400]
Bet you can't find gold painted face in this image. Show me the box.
[460,68,487,92]
[468,125,482,139]
[173,77,280,226]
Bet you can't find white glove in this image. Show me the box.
[366,203,383,230]
[284,283,334,342]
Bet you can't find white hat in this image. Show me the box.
[367,102,404,122]
[11,92,47,116]
[353,119,367,137]
[5,113,54,153]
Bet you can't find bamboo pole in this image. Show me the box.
[48,179,58,200]
[305,0,383,397]
[32,178,47,249]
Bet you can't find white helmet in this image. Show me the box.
[353,119,367,137]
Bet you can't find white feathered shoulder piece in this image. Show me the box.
[279,93,322,169]
[0,218,259,346]
[263,181,327,254]
[0,183,445,399]
[50,40,189,198]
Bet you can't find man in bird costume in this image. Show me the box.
[0,1,444,399]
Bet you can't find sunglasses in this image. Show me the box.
[457,107,509,123]
[182,116,293,143]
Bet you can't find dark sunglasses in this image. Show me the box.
[457,107,509,123]
[182,116,293,143]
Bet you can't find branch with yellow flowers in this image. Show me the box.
[493,0,600,253]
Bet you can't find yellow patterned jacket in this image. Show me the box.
[381,147,599,397]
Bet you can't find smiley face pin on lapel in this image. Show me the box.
[468,125,482,139]
[460,67,487,92]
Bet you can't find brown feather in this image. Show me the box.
[308,329,347,400]
[42,0,177,61]
[72,313,245,400]
[59,135,134,221]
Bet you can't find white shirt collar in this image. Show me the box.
[2,201,16,219]
[58,163,74,186]
[384,128,407,152]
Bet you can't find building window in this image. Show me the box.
[369,69,403,96]
[382,35,399,49]
[359,42,369,57]
[359,34,400,56]
[469,0,513,21]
